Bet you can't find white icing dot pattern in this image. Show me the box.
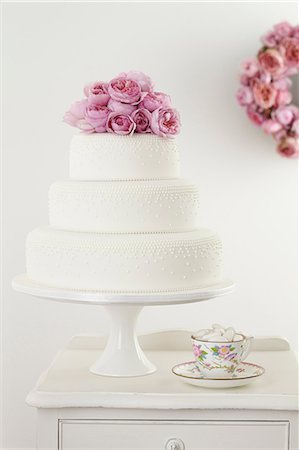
[24,133,225,293]
[49,179,200,232]
[70,133,180,180]
[26,227,223,292]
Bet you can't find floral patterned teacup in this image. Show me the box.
[191,334,253,379]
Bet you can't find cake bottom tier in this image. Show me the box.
[26,227,223,293]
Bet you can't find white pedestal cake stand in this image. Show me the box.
[12,275,234,377]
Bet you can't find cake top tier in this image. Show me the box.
[63,71,180,137]
[70,133,180,181]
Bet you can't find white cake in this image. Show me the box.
[26,133,223,293]
[70,133,180,180]
[49,179,199,233]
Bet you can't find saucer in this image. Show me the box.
[172,361,265,388]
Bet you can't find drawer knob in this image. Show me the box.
[165,438,185,450]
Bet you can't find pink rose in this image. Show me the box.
[241,59,259,77]
[236,86,253,106]
[274,21,293,38]
[274,129,287,141]
[140,91,171,112]
[285,66,299,76]
[240,74,250,86]
[108,77,142,104]
[262,119,282,134]
[118,71,153,92]
[275,107,294,126]
[84,104,109,132]
[107,98,137,115]
[106,112,136,135]
[287,105,299,119]
[63,99,94,132]
[63,99,86,126]
[131,108,152,133]
[84,81,109,106]
[246,105,264,126]
[280,37,299,68]
[277,137,299,158]
[260,71,272,84]
[276,90,292,107]
[258,49,285,77]
[291,119,299,136]
[261,31,278,47]
[272,77,291,90]
[293,25,299,40]
[151,108,181,137]
[252,80,277,109]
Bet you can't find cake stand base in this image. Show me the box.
[90,305,156,377]
[12,275,234,377]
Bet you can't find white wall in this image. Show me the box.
[2,2,298,448]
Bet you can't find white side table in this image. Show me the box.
[27,331,299,450]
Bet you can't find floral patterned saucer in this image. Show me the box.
[172,361,265,389]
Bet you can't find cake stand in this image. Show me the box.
[12,275,234,377]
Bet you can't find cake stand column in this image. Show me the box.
[90,304,157,377]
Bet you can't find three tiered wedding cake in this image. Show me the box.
[25,72,223,293]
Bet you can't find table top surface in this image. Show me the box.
[27,332,298,411]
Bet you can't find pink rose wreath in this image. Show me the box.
[63,71,180,138]
[236,21,299,158]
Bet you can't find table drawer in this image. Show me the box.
[59,419,289,450]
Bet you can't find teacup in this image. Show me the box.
[191,333,253,379]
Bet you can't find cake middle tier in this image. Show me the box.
[49,179,200,233]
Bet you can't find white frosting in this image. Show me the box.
[26,227,222,293]
[49,179,200,233]
[70,133,180,180]
[24,132,225,293]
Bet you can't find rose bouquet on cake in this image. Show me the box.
[64,71,180,137]
[236,21,299,158]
